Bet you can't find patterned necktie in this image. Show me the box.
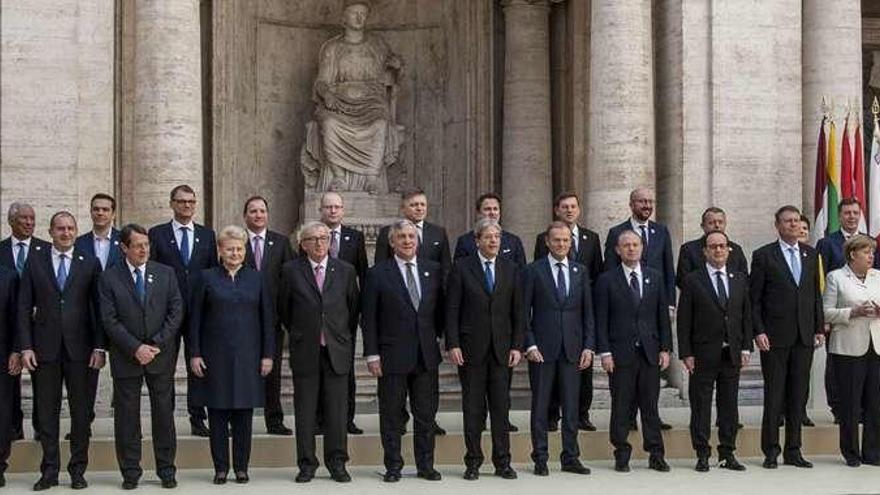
[715,270,728,306]
[134,267,146,303]
[639,225,648,249]
[630,271,641,300]
[405,262,420,309]
[253,235,263,271]
[329,230,339,259]
[57,253,68,291]
[179,227,191,266]
[570,232,579,259]
[315,265,326,345]
[788,247,801,285]
[555,262,567,301]
[484,260,495,292]
[15,241,26,275]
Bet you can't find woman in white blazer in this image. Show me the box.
[822,235,880,467]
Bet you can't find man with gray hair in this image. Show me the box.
[0,202,51,441]
[362,219,445,482]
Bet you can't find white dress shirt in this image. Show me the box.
[706,263,729,299]
[308,256,328,275]
[11,236,31,265]
[548,254,570,296]
[92,231,111,269]
[51,246,74,274]
[778,238,801,274]
[478,251,496,281]
[247,228,267,257]
[366,255,421,364]
[600,263,643,358]
[172,219,196,255]
[630,217,650,245]
[570,224,580,252]
[126,259,147,283]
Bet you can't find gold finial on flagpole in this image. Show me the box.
[872,96,879,118]
[822,95,830,120]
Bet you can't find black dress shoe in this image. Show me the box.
[32,477,59,491]
[190,419,210,437]
[70,474,88,490]
[417,468,442,481]
[649,456,671,472]
[762,458,778,469]
[213,472,227,485]
[383,471,401,483]
[330,468,352,483]
[266,424,293,436]
[121,480,138,490]
[737,422,744,430]
[548,422,559,432]
[234,471,249,484]
[314,425,324,435]
[561,461,591,475]
[463,467,479,480]
[160,478,177,489]
[614,461,631,473]
[695,457,709,472]
[578,419,597,431]
[0,474,5,487]
[347,422,364,435]
[719,456,746,471]
[783,456,813,468]
[777,417,785,427]
[295,470,314,483]
[507,423,519,433]
[660,421,673,431]
[533,463,549,476]
[64,433,71,441]
[629,421,638,432]
[431,422,446,436]
[802,416,815,427]
[494,466,517,479]
[862,458,880,466]
[11,428,23,442]
[846,458,862,468]
[833,416,841,425]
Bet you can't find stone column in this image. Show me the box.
[802,0,862,411]
[124,0,204,226]
[586,0,655,236]
[501,0,555,253]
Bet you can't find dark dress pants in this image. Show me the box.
[760,344,812,460]
[177,328,207,423]
[33,357,90,479]
[832,343,880,464]
[264,326,286,428]
[348,343,357,424]
[292,348,349,472]
[529,358,580,465]
[609,349,664,462]
[113,372,177,482]
[378,362,438,473]
[825,340,839,418]
[11,375,22,434]
[85,367,99,432]
[0,372,12,476]
[688,351,740,459]
[548,366,594,425]
[459,357,511,469]
[207,408,253,474]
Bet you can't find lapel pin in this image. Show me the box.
[424,271,430,277]
[113,240,119,246]
[651,229,656,234]
[35,245,41,251]
[802,251,807,258]
[572,266,578,272]
[645,278,651,284]
[503,248,511,253]
[268,240,274,246]
[344,236,350,241]
[170,239,176,245]
[729,273,734,279]
[433,241,440,246]
[78,255,84,261]
[195,237,200,243]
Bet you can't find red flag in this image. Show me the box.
[854,123,866,211]
[841,118,853,199]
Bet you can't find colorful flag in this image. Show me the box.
[870,109,880,236]
[827,119,841,234]
[854,122,867,232]
[813,116,828,243]
[841,117,853,200]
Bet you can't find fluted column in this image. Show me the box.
[124,0,204,226]
[802,0,863,410]
[501,0,554,253]
[586,0,655,236]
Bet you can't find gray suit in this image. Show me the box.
[98,260,183,483]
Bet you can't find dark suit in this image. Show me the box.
[604,220,676,303]
[245,229,294,429]
[522,257,594,465]
[678,267,753,459]
[279,256,359,473]
[535,225,603,424]
[675,236,749,288]
[0,235,51,437]
[375,221,451,278]
[99,261,182,483]
[749,241,823,461]
[18,248,102,480]
[361,258,444,474]
[148,221,217,422]
[188,266,274,474]
[595,264,672,463]
[446,255,523,469]
[454,231,527,267]
[0,266,17,477]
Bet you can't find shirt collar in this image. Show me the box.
[706,263,727,277]
[92,230,111,241]
[413,220,425,229]
[630,217,650,230]
[126,259,146,273]
[395,255,417,269]
[570,224,579,237]
[308,256,328,271]
[778,238,800,251]
[547,254,568,268]
[172,219,194,231]
[11,236,31,246]
[51,246,74,258]
[477,251,496,265]
[247,228,267,240]
[622,263,642,279]
[327,224,342,235]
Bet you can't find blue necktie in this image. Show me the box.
[134,267,146,303]
[555,262,567,301]
[15,242,26,275]
[639,225,648,249]
[630,271,641,301]
[484,261,495,292]
[56,254,68,291]
[788,247,801,285]
[179,227,191,266]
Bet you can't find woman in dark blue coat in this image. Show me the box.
[189,225,274,484]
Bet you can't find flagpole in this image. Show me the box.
[870,97,880,236]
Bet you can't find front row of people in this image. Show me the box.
[0,205,877,490]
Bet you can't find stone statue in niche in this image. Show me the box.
[301,0,405,195]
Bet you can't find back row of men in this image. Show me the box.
[0,184,863,489]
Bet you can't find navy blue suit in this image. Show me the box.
[604,220,676,303]
[453,230,527,267]
[521,257,594,465]
[0,266,17,476]
[74,229,123,269]
[595,264,672,462]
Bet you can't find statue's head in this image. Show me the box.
[342,0,370,31]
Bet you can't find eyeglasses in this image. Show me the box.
[173,199,197,205]
[706,244,728,250]
[303,236,330,244]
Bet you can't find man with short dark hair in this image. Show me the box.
[675,207,749,287]
[242,195,295,436]
[100,223,183,490]
[148,184,218,437]
[453,193,526,267]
